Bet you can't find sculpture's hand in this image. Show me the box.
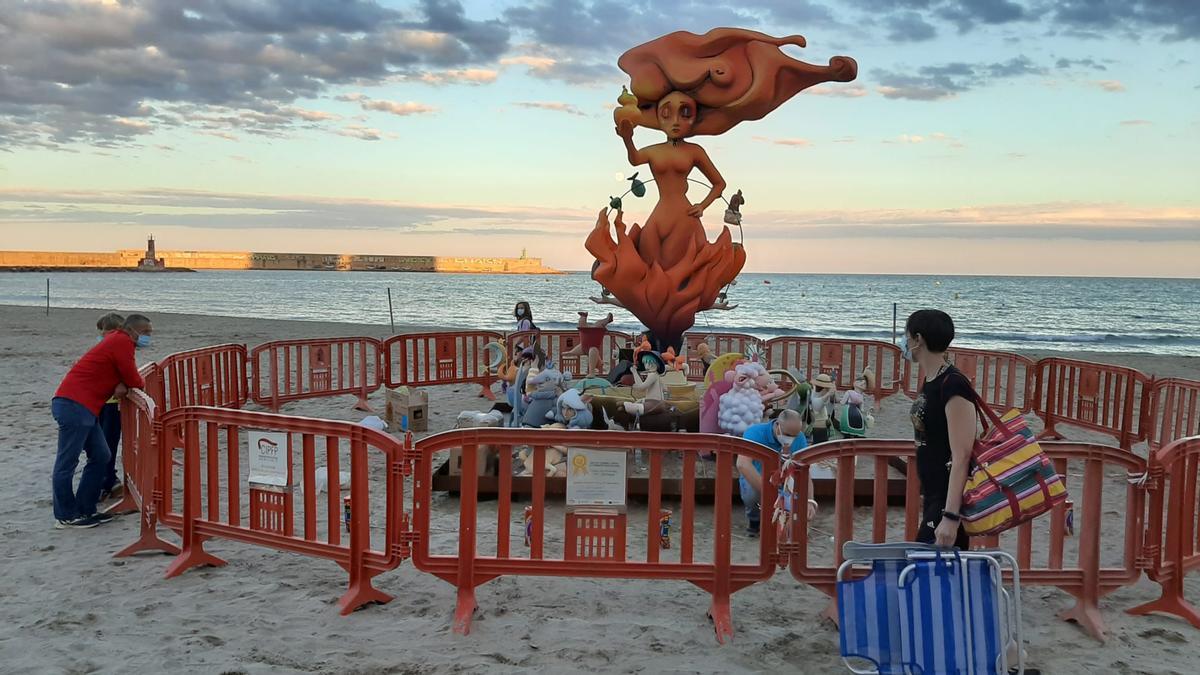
[687,203,705,218]
[615,121,634,139]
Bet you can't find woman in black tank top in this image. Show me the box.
[903,309,977,549]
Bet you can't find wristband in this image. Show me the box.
[941,510,961,522]
[807,499,819,508]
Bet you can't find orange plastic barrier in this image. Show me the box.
[384,331,502,400]
[505,329,633,377]
[902,347,1036,412]
[682,331,761,381]
[155,406,409,614]
[411,428,782,643]
[1032,357,1151,451]
[1143,378,1200,451]
[763,337,902,399]
[110,371,181,558]
[783,439,1147,641]
[1129,435,1200,628]
[250,337,383,412]
[158,343,249,411]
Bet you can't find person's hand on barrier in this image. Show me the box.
[113,383,129,399]
[807,499,818,520]
[934,517,958,547]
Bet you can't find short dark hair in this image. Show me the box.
[905,309,955,352]
[123,313,152,331]
[96,313,124,331]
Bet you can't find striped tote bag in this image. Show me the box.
[961,396,1068,536]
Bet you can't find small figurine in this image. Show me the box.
[562,311,614,378]
[659,509,672,549]
[724,188,744,226]
[523,505,534,546]
[622,351,669,416]
[520,368,566,428]
[717,362,765,436]
[549,389,594,429]
[808,373,838,443]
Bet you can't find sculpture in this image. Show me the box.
[587,28,857,352]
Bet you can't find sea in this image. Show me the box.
[2,271,1197,356]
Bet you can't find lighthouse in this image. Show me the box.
[138,235,166,270]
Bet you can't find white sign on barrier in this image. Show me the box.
[248,430,290,487]
[566,448,627,507]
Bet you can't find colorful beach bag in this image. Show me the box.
[961,396,1068,536]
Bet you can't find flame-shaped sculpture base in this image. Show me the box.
[587,208,745,352]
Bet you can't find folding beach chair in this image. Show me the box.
[836,542,1023,675]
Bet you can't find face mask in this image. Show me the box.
[899,335,914,363]
[516,308,525,317]
[136,334,152,349]
[775,426,797,449]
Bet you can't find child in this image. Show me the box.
[96,313,125,501]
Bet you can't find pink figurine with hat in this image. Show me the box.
[808,372,838,444]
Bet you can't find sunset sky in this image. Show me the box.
[1,1,1197,276]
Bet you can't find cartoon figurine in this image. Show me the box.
[623,351,669,416]
[717,362,766,436]
[724,189,744,226]
[808,373,838,443]
[562,311,614,378]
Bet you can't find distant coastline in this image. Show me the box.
[0,247,562,275]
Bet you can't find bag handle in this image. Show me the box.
[938,369,1015,440]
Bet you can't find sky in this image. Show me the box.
[0,0,1198,277]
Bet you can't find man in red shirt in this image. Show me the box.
[51,314,153,528]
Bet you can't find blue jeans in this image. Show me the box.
[739,475,761,531]
[98,402,122,492]
[51,397,112,520]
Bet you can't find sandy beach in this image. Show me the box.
[2,303,1198,674]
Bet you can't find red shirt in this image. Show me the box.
[55,332,145,415]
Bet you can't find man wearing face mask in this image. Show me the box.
[50,313,153,529]
[736,409,815,537]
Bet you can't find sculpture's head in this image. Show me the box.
[657,91,697,140]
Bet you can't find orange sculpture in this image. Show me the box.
[587,28,857,351]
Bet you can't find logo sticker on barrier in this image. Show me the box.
[248,430,290,487]
[566,448,627,507]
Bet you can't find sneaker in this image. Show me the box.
[54,515,101,529]
[89,512,115,524]
[746,524,760,538]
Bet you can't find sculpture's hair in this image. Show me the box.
[618,28,857,136]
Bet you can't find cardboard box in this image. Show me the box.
[384,387,429,432]
[448,446,491,477]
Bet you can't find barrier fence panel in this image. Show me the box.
[1032,358,1150,451]
[1143,379,1200,451]
[902,347,1036,413]
[1128,435,1200,629]
[384,331,503,399]
[159,343,249,412]
[411,428,782,643]
[783,439,1146,642]
[763,338,902,400]
[155,406,409,615]
[683,332,762,382]
[111,384,181,557]
[250,337,383,412]
[505,329,633,378]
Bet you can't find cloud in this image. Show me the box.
[1055,57,1107,71]
[409,68,499,85]
[884,132,964,147]
[0,187,592,232]
[875,55,1045,100]
[1094,79,1126,92]
[886,12,938,42]
[360,100,437,116]
[753,136,812,147]
[500,51,617,85]
[336,125,384,141]
[513,101,586,116]
[0,0,509,148]
[804,84,869,98]
[1120,119,1152,126]
[1052,1,1200,41]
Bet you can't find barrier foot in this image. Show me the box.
[103,491,138,516]
[707,598,735,644]
[479,383,496,401]
[337,577,393,615]
[354,398,375,413]
[1127,594,1200,629]
[114,531,180,558]
[163,544,227,579]
[821,599,839,626]
[453,587,477,635]
[1060,599,1107,642]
